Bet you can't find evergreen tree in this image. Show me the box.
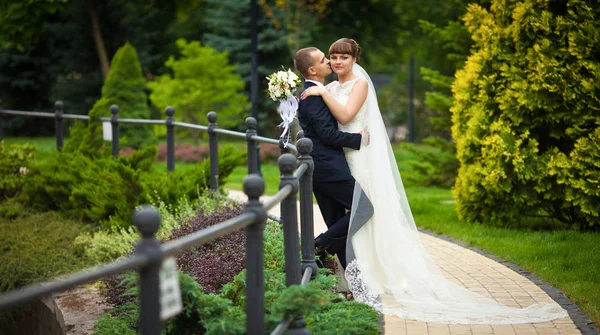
[451,0,600,228]
[65,42,155,155]
[203,0,288,135]
[203,0,287,83]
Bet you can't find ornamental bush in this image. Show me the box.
[23,150,146,227]
[169,203,244,294]
[97,219,380,334]
[22,145,243,230]
[451,0,600,229]
[65,42,155,154]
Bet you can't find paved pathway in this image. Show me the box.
[227,190,583,335]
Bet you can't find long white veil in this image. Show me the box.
[343,63,568,324]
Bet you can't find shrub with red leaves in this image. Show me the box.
[259,144,281,163]
[101,271,136,308]
[167,204,246,294]
[156,143,211,163]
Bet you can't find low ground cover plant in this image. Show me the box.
[95,204,380,335]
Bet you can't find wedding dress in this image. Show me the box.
[327,63,568,324]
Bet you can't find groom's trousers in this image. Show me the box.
[313,178,355,268]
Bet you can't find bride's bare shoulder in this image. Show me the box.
[352,78,369,91]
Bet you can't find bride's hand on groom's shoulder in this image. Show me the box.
[301,86,326,100]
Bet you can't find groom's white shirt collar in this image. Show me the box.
[305,80,324,87]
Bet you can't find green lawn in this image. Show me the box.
[3,136,599,327]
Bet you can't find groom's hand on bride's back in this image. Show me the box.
[359,130,370,146]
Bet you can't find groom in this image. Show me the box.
[294,47,366,269]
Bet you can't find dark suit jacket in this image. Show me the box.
[298,81,361,183]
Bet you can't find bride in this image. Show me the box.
[300,38,568,324]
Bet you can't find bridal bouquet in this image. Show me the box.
[266,68,301,144]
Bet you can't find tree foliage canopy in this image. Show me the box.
[147,39,249,134]
[0,0,69,51]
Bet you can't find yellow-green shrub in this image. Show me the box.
[451,0,600,229]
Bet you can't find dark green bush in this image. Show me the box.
[93,302,138,335]
[23,151,145,228]
[141,146,244,206]
[405,138,459,188]
[306,301,380,335]
[21,145,243,229]
[451,0,600,228]
[0,141,36,199]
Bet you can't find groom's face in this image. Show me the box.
[309,50,332,78]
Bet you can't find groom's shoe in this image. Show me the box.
[314,235,330,268]
[315,237,328,254]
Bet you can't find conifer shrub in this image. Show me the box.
[451,0,600,229]
[140,145,245,206]
[21,145,243,230]
[65,42,155,154]
[22,151,145,228]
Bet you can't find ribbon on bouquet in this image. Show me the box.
[278,95,298,147]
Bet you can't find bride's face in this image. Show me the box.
[329,53,355,76]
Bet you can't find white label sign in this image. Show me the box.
[102,121,112,141]
[159,257,183,320]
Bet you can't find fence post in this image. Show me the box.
[245,117,258,174]
[110,104,119,157]
[54,101,64,152]
[279,153,311,334]
[133,206,162,335]
[279,154,301,285]
[243,174,267,335]
[165,106,175,172]
[297,138,317,279]
[207,111,219,190]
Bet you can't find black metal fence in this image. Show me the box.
[0,103,318,334]
[0,101,297,183]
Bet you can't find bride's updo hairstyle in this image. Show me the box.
[328,38,361,61]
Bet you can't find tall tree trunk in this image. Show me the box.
[88,0,109,78]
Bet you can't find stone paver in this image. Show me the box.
[227,190,581,335]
